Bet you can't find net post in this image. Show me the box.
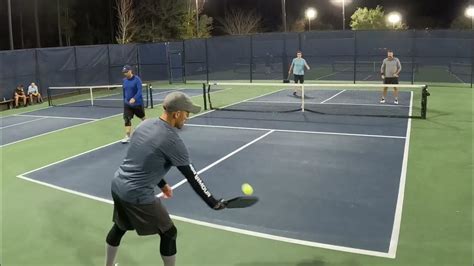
[301,84,305,112]
[202,83,207,110]
[421,85,429,119]
[149,84,154,108]
[89,87,94,106]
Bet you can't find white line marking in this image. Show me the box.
[0,117,48,129]
[185,123,406,139]
[0,113,122,148]
[446,69,468,85]
[17,174,115,204]
[19,140,121,176]
[14,114,97,121]
[16,128,393,258]
[245,100,410,108]
[15,171,393,258]
[387,91,413,258]
[320,90,347,103]
[157,130,275,197]
[168,215,393,258]
[1,87,224,148]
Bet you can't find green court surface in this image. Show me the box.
[0,81,472,266]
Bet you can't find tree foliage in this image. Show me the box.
[217,9,262,35]
[350,6,407,30]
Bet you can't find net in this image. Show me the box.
[47,84,153,108]
[205,82,429,119]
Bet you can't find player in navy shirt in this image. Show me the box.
[121,65,146,143]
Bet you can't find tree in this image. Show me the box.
[135,0,208,42]
[217,9,262,35]
[60,6,76,46]
[115,0,137,44]
[350,6,408,30]
[181,8,213,39]
[450,16,471,29]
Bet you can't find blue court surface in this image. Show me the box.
[0,88,202,147]
[18,89,412,257]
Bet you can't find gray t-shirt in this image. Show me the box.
[112,118,190,204]
[380,57,402,78]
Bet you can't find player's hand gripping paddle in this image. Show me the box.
[224,196,259,208]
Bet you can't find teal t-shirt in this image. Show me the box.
[291,58,307,75]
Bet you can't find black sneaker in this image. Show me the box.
[293,91,297,96]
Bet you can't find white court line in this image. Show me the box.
[157,130,274,197]
[14,114,97,121]
[0,87,225,148]
[16,127,394,258]
[363,74,373,81]
[446,69,468,85]
[316,67,351,80]
[0,113,122,148]
[245,100,410,108]
[387,91,413,258]
[0,117,48,129]
[185,123,406,139]
[16,169,392,258]
[320,90,347,103]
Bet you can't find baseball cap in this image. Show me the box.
[163,91,201,114]
[122,65,132,73]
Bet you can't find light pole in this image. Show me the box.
[465,6,474,30]
[7,0,14,50]
[195,0,199,37]
[281,0,287,32]
[330,0,351,30]
[305,8,317,31]
[387,12,402,29]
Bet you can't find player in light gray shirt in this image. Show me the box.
[380,49,402,104]
[105,92,226,266]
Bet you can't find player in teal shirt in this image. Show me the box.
[288,51,310,96]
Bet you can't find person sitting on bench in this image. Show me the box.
[14,85,28,108]
[27,82,43,104]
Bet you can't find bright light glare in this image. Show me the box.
[330,0,352,6]
[305,8,317,19]
[387,12,402,24]
[465,6,474,18]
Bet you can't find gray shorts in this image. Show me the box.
[112,192,174,235]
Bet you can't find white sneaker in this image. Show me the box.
[394,99,399,105]
[121,136,130,143]
[380,98,385,104]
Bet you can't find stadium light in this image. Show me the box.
[330,0,352,30]
[387,12,402,29]
[305,8,317,31]
[465,5,474,29]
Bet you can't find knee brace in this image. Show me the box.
[124,116,132,127]
[106,224,127,247]
[159,225,177,256]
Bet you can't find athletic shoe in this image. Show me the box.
[380,98,386,104]
[293,91,297,97]
[121,136,130,144]
[394,99,399,105]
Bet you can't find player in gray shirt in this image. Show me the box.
[380,49,402,104]
[105,92,226,266]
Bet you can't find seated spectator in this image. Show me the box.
[28,82,43,104]
[14,85,28,108]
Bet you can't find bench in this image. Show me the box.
[0,99,14,110]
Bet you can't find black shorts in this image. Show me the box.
[294,75,304,84]
[123,104,145,120]
[383,77,399,84]
[112,192,174,235]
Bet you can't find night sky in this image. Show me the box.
[0,0,472,50]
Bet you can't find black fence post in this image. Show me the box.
[205,39,209,83]
[250,35,253,83]
[353,31,357,84]
[411,29,416,84]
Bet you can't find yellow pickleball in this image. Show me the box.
[241,183,254,195]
